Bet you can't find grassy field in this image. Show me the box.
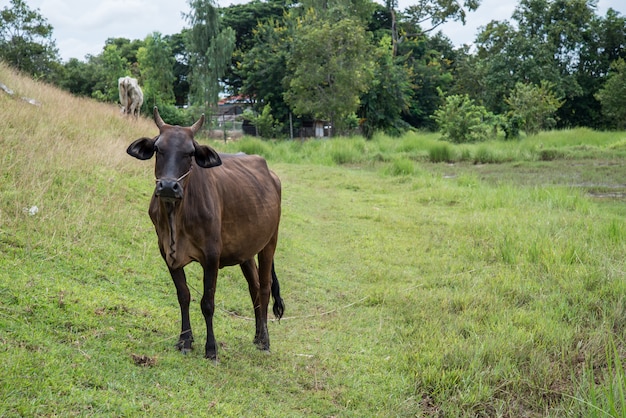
[1,62,626,416]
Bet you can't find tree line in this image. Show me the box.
[1,0,625,139]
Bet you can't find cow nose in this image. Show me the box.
[156,179,183,200]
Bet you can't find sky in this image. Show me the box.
[2,0,624,62]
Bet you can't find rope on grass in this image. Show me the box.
[219,296,369,322]
[186,276,370,321]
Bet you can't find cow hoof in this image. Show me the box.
[175,339,193,353]
[254,340,270,351]
[204,352,218,361]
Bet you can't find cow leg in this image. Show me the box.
[255,244,277,351]
[169,266,194,353]
[240,259,264,346]
[200,263,219,360]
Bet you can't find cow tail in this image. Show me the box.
[271,261,285,321]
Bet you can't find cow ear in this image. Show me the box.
[194,143,222,168]
[127,137,156,160]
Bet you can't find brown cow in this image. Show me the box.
[127,107,284,360]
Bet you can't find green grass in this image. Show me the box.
[1,62,626,416]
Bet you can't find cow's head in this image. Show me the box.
[127,107,222,201]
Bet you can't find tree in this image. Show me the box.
[473,0,604,127]
[221,0,291,94]
[398,31,455,130]
[505,81,564,136]
[571,8,626,128]
[184,0,235,118]
[401,0,480,34]
[137,32,176,111]
[89,44,128,102]
[595,59,626,130]
[386,0,480,57]
[167,32,191,108]
[238,17,292,128]
[358,35,412,138]
[284,10,374,135]
[0,0,59,78]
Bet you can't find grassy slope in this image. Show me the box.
[1,63,626,416]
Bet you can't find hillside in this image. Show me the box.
[1,63,626,417]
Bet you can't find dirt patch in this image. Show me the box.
[131,353,157,367]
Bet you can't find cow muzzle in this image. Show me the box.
[155,179,183,201]
[155,169,191,201]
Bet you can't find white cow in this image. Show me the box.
[118,76,144,118]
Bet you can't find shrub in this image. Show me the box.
[505,81,564,136]
[433,93,495,143]
[243,104,284,139]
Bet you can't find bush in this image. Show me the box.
[505,81,564,136]
[244,104,284,139]
[433,94,495,143]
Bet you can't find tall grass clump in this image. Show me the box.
[428,143,453,162]
[574,337,626,417]
[384,157,416,176]
[226,136,273,159]
[326,137,366,165]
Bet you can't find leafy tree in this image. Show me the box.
[103,37,144,76]
[474,0,605,128]
[284,10,374,135]
[569,8,626,128]
[299,0,378,23]
[90,44,128,102]
[238,17,292,128]
[397,31,455,130]
[184,0,236,118]
[163,32,191,107]
[433,92,494,143]
[383,0,480,58]
[137,32,175,112]
[401,0,480,33]
[595,59,626,130]
[474,19,559,114]
[56,58,92,96]
[505,81,564,136]
[221,0,292,94]
[0,0,59,78]
[358,35,412,138]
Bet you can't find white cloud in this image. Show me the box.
[0,0,188,60]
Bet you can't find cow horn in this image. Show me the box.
[190,114,205,135]
[153,106,165,129]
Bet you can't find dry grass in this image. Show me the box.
[0,63,158,222]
